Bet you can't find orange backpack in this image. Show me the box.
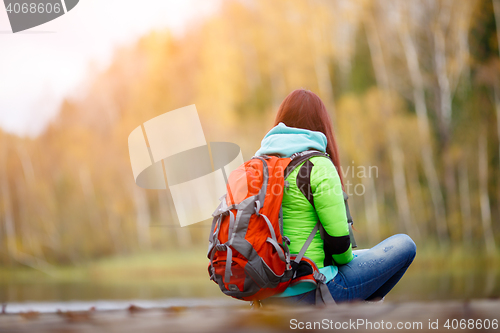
[207,151,338,304]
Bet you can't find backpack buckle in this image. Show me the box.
[254,200,261,216]
[228,284,239,292]
[313,272,327,284]
[283,236,291,245]
[215,244,227,251]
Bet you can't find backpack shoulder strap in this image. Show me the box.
[294,155,354,228]
[292,153,357,266]
[296,158,316,208]
[284,150,328,179]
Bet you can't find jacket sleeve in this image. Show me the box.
[310,157,353,265]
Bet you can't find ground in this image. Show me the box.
[1,300,499,332]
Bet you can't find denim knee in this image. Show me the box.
[394,233,417,262]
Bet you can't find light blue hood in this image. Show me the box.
[255,122,327,158]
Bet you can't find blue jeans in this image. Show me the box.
[268,234,416,305]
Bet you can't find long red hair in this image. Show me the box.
[274,89,344,187]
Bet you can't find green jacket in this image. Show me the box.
[256,123,353,269]
[283,156,353,268]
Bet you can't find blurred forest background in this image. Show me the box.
[1,0,500,274]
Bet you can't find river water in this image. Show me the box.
[1,268,498,313]
[1,298,240,313]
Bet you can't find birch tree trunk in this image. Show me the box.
[478,132,496,255]
[458,161,472,247]
[494,85,500,222]
[363,175,380,244]
[79,168,103,244]
[431,0,473,235]
[15,145,36,257]
[15,178,34,258]
[157,190,175,247]
[1,149,17,262]
[22,144,61,254]
[158,189,192,249]
[406,159,423,239]
[310,23,337,124]
[433,2,458,231]
[398,17,448,242]
[2,179,54,272]
[106,205,123,254]
[269,71,287,112]
[16,144,51,257]
[492,0,500,222]
[133,186,152,250]
[365,13,414,237]
[314,55,336,123]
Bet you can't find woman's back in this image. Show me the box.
[255,122,352,268]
